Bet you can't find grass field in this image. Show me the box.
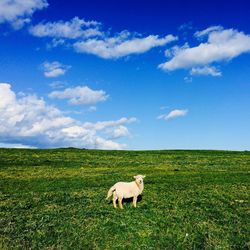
[0,148,249,249]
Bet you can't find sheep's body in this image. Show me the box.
[106,175,145,209]
[113,181,143,198]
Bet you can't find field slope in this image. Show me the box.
[0,149,250,249]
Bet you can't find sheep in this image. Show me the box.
[106,175,145,209]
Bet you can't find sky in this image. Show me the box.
[0,0,250,150]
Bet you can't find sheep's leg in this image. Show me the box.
[133,196,137,208]
[113,193,117,209]
[118,197,123,209]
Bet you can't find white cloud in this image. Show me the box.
[74,33,177,59]
[194,25,223,38]
[48,86,108,105]
[29,17,102,39]
[159,27,250,73]
[158,109,188,120]
[164,43,189,58]
[29,16,177,59]
[0,0,48,29]
[105,125,130,139]
[0,83,136,149]
[42,61,71,78]
[46,38,65,49]
[190,66,221,76]
[0,142,36,148]
[83,117,137,131]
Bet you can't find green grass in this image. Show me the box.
[0,149,249,249]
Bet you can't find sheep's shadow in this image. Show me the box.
[108,195,143,205]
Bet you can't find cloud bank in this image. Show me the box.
[30,17,177,59]
[158,109,188,120]
[190,66,221,76]
[159,27,250,76]
[74,33,178,59]
[0,83,136,149]
[0,0,48,29]
[29,17,102,39]
[42,61,71,78]
[48,86,108,105]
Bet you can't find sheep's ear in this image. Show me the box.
[143,175,146,178]
[133,176,137,179]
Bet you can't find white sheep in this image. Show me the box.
[106,175,145,209]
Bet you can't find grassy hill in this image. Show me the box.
[0,149,249,249]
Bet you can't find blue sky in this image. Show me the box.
[0,0,250,150]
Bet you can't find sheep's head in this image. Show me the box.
[134,175,146,184]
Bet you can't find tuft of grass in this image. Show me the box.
[0,149,250,249]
